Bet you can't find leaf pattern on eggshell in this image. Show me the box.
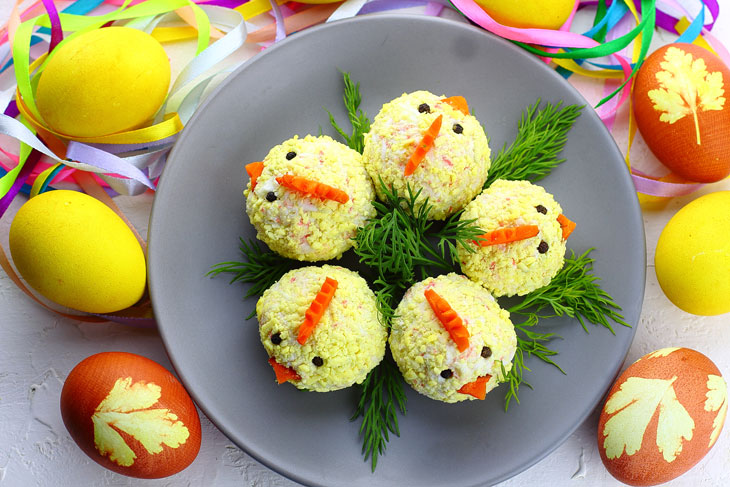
[603,376,694,463]
[647,46,725,145]
[705,374,728,448]
[92,377,190,467]
[646,347,680,360]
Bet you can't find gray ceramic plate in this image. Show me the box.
[148,14,645,487]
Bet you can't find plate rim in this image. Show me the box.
[149,12,646,487]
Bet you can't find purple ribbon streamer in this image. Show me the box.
[3,100,19,118]
[40,0,64,52]
[657,0,719,33]
[631,171,704,197]
[65,142,156,190]
[360,0,445,15]
[92,313,158,328]
[269,0,286,42]
[84,134,178,154]
[0,150,41,218]
[199,0,247,8]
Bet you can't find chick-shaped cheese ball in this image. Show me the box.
[389,273,516,403]
[245,135,376,261]
[362,91,491,220]
[257,265,386,392]
[457,180,575,297]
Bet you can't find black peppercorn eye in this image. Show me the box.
[537,240,549,254]
[440,369,453,379]
[271,332,282,345]
[312,356,324,367]
[266,192,277,202]
[535,204,548,214]
[418,103,431,114]
[285,151,296,160]
[452,123,463,134]
[481,346,492,359]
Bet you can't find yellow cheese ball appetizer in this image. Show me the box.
[245,135,375,261]
[457,180,575,297]
[389,273,516,403]
[257,265,386,392]
[363,91,491,220]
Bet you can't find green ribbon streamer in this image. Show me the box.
[513,0,656,108]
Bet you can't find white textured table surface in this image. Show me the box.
[1,2,730,486]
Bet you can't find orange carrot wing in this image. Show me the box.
[276,175,349,203]
[268,357,301,384]
[557,214,576,240]
[246,161,264,190]
[404,114,443,176]
[441,96,469,115]
[423,288,469,352]
[297,277,338,345]
[457,375,492,400]
[475,225,539,247]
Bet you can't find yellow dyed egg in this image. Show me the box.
[9,190,146,313]
[474,0,575,29]
[35,26,170,138]
[655,191,730,315]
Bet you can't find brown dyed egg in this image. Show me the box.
[60,352,201,478]
[597,348,727,486]
[633,43,730,182]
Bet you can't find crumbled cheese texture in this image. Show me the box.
[457,179,567,297]
[245,135,375,261]
[257,265,386,392]
[362,91,491,220]
[389,273,516,403]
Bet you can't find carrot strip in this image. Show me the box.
[246,161,264,190]
[475,225,539,246]
[441,96,469,115]
[297,277,338,345]
[268,357,301,384]
[557,214,576,240]
[276,175,349,203]
[423,288,469,352]
[458,374,492,400]
[404,114,443,176]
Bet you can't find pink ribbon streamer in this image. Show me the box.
[40,0,63,51]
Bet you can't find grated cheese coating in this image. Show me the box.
[245,135,375,261]
[362,91,491,220]
[389,273,516,403]
[457,180,567,297]
[257,265,386,392]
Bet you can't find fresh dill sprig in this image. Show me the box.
[207,238,299,319]
[485,100,583,187]
[371,276,407,327]
[501,315,564,411]
[353,181,455,282]
[433,210,485,267]
[351,354,407,472]
[500,248,628,409]
[327,72,371,153]
[508,248,628,334]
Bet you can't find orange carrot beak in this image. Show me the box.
[404,114,443,176]
[557,214,576,240]
[474,225,539,247]
[458,374,492,400]
[246,161,264,190]
[276,175,349,204]
[297,277,338,345]
[441,96,469,115]
[424,288,470,352]
[268,357,301,384]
